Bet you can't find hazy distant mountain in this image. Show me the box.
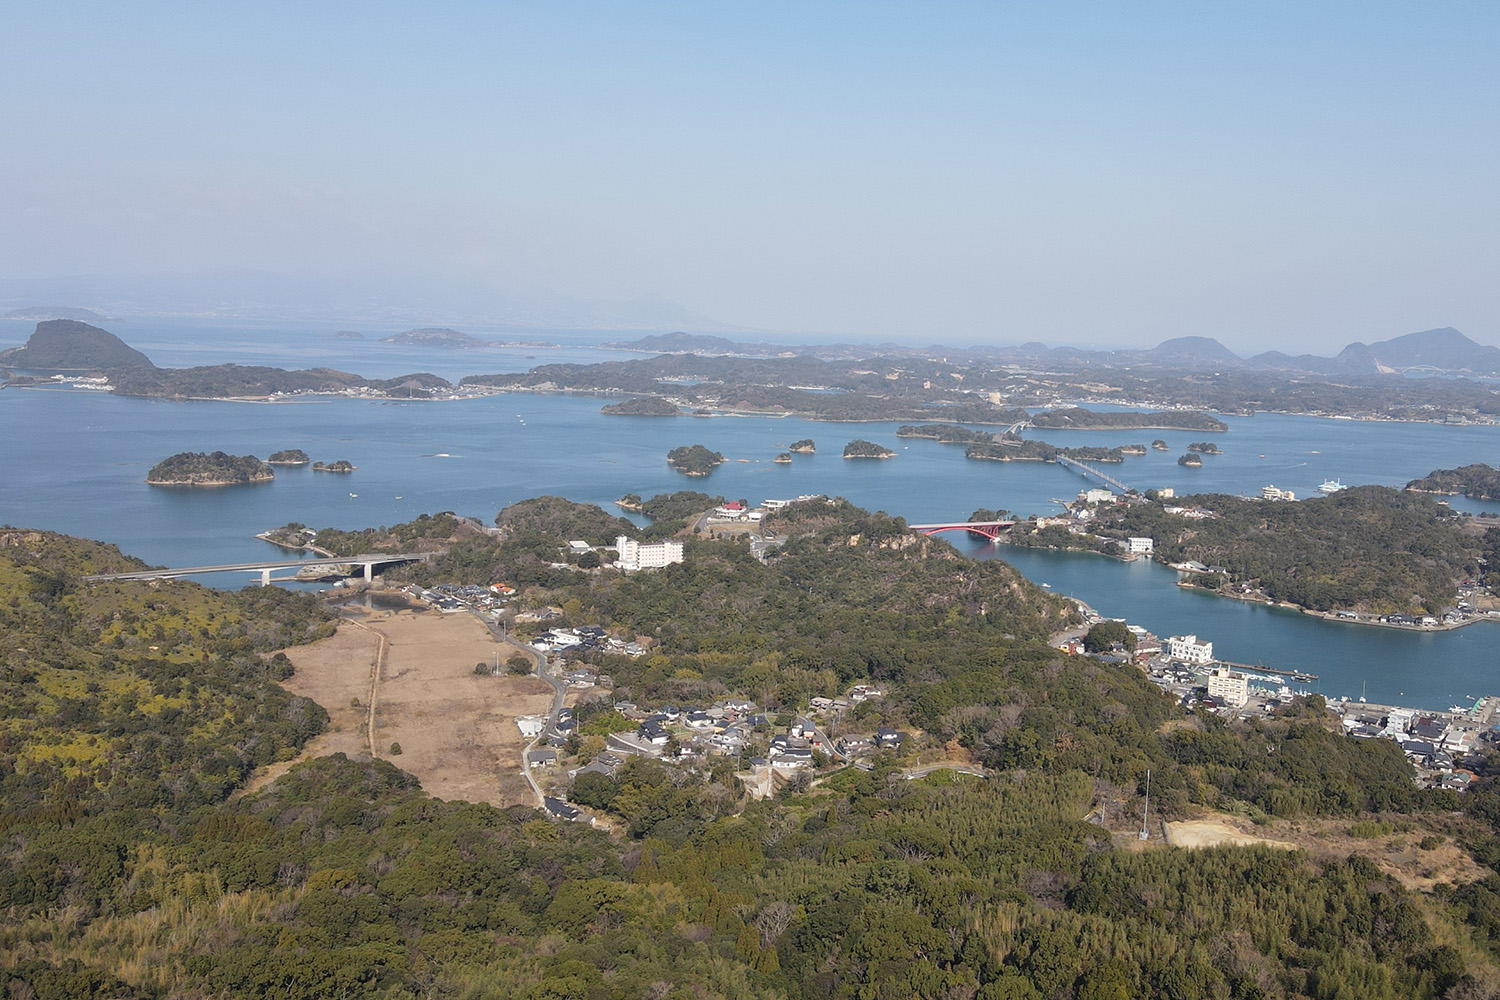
[603,332,796,356]
[1364,327,1500,374]
[379,328,490,349]
[1144,336,1242,365]
[0,320,154,370]
[3,306,113,323]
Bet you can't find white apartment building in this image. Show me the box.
[615,535,685,572]
[1168,634,1215,664]
[1126,537,1154,555]
[1206,667,1249,707]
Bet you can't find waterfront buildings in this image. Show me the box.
[1206,667,1249,707]
[1168,634,1215,664]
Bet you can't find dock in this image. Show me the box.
[1215,659,1318,682]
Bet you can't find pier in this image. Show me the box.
[1215,659,1318,682]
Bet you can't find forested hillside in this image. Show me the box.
[5,513,1500,999]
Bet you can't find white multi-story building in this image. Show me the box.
[1206,667,1249,707]
[615,535,685,572]
[1127,537,1154,555]
[1079,488,1116,505]
[1168,634,1214,664]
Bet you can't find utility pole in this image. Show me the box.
[1139,769,1152,841]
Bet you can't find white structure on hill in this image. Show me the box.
[615,535,685,572]
[1168,634,1214,664]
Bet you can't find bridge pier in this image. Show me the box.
[364,562,374,581]
[260,568,272,587]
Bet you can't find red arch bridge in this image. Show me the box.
[908,520,1015,541]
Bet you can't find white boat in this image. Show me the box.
[1317,479,1347,493]
[349,492,359,498]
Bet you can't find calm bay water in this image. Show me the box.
[3,319,1499,710]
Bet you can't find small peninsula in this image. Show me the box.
[666,444,725,477]
[1406,464,1500,500]
[147,451,274,486]
[601,397,681,416]
[843,439,896,459]
[267,449,310,465]
[312,460,357,473]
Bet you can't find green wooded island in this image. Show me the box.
[311,460,356,473]
[666,443,725,476]
[145,451,274,486]
[843,438,896,459]
[267,449,310,465]
[788,439,816,452]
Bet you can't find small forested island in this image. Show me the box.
[1120,443,1148,455]
[378,327,490,348]
[773,452,793,463]
[267,448,310,465]
[1058,445,1127,463]
[146,451,274,486]
[666,443,725,476]
[1151,438,1170,450]
[966,438,1059,462]
[788,438,816,452]
[1178,453,1203,467]
[614,493,644,511]
[333,330,363,339]
[600,396,681,416]
[1407,463,1500,500]
[896,423,992,444]
[842,438,896,459]
[1029,406,1229,432]
[312,459,356,473]
[1187,441,1222,454]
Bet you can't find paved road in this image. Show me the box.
[471,612,564,809]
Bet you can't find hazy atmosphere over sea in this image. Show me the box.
[2,3,1498,351]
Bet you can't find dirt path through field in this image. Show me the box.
[263,606,554,806]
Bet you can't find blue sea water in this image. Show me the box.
[3,318,1499,710]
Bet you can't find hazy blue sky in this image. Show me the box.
[3,2,1497,350]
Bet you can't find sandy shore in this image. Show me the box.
[269,605,554,807]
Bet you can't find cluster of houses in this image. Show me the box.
[407,582,516,615]
[529,624,645,658]
[1339,706,1485,790]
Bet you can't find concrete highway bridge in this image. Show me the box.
[82,552,439,586]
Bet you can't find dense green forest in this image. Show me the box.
[601,397,682,416]
[145,451,274,485]
[7,511,1500,999]
[266,449,309,464]
[1409,464,1500,501]
[667,444,726,477]
[842,439,895,459]
[1028,407,1228,432]
[1080,487,1481,613]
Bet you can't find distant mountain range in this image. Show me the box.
[604,327,1500,376]
[3,306,112,323]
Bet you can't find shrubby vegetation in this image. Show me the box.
[843,439,895,458]
[1029,407,1228,431]
[602,396,681,416]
